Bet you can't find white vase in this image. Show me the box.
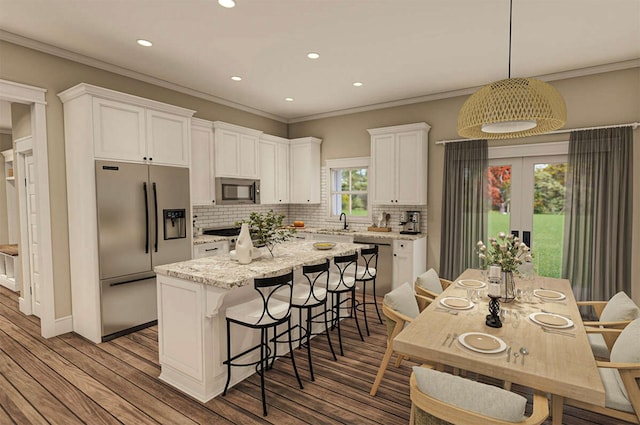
[236,223,254,265]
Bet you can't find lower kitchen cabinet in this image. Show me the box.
[193,241,229,259]
[392,237,426,290]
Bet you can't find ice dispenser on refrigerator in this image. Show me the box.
[164,209,186,239]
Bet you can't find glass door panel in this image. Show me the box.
[487,155,567,278]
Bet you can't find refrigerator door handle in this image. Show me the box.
[143,182,149,254]
[153,182,159,253]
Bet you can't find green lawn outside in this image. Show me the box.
[487,211,564,278]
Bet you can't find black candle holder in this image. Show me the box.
[486,295,502,328]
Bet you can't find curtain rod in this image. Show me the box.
[435,122,640,145]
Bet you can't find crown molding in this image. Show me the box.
[2,30,638,125]
[0,30,288,123]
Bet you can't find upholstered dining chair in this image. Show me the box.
[578,291,639,360]
[414,268,452,299]
[370,282,433,396]
[409,366,549,425]
[559,317,640,424]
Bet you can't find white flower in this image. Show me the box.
[477,241,483,247]
[498,232,506,239]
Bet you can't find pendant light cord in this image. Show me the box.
[508,0,513,78]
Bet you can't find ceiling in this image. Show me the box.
[1,0,639,122]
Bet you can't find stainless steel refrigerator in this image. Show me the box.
[95,160,191,341]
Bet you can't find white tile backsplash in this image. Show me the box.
[193,166,427,234]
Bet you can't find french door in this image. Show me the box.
[487,143,568,278]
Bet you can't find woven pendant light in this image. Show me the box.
[457,1,566,139]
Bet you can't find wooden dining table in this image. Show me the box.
[394,268,605,425]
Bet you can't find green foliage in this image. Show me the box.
[235,210,295,257]
[533,164,566,214]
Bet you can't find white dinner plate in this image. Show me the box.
[533,289,566,301]
[439,297,474,310]
[458,332,507,354]
[457,279,486,289]
[529,312,574,329]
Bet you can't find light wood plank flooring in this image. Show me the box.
[0,285,633,424]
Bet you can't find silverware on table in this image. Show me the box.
[540,309,572,319]
[506,346,512,363]
[542,327,576,337]
[520,347,529,365]
[435,307,459,315]
[442,333,451,346]
[448,333,457,348]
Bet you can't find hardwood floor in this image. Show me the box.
[0,285,633,424]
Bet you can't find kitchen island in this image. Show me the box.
[154,240,361,402]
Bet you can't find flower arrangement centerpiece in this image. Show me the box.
[476,232,532,274]
[477,232,532,302]
[236,210,296,257]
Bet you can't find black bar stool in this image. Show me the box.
[323,252,364,356]
[355,244,383,336]
[222,270,303,416]
[273,259,337,381]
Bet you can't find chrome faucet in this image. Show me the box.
[339,212,348,230]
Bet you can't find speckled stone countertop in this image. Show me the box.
[298,227,425,241]
[155,241,361,289]
[193,234,229,245]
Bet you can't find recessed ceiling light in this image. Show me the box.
[307,52,320,59]
[231,76,242,81]
[218,0,236,8]
[284,97,294,102]
[353,81,364,87]
[137,39,153,47]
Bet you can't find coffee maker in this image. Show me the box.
[400,210,421,234]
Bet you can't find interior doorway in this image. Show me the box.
[0,79,55,337]
[487,142,568,278]
[15,137,41,317]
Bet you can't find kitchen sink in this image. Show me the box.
[315,228,357,233]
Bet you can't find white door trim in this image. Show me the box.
[0,79,58,338]
[15,137,33,316]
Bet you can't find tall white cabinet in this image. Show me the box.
[259,134,290,204]
[58,83,195,343]
[368,122,430,205]
[290,137,322,204]
[190,118,216,205]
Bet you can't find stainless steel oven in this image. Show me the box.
[215,177,260,205]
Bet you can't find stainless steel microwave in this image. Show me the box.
[215,178,260,205]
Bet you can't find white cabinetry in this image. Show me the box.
[90,89,192,166]
[259,134,290,204]
[213,121,261,179]
[290,137,322,204]
[193,241,229,259]
[392,237,426,290]
[368,123,430,205]
[58,83,195,343]
[190,118,216,205]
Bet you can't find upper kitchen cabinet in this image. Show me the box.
[190,118,216,205]
[58,83,194,167]
[290,137,322,204]
[259,134,290,204]
[213,121,261,179]
[368,122,430,205]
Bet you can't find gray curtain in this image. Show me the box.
[440,140,488,280]
[563,127,633,301]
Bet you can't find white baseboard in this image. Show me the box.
[53,315,73,336]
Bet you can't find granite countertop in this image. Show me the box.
[297,227,425,241]
[155,240,361,289]
[193,234,229,245]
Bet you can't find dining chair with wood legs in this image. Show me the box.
[557,317,640,424]
[370,282,433,396]
[409,366,549,425]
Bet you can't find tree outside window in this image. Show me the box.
[330,167,368,217]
